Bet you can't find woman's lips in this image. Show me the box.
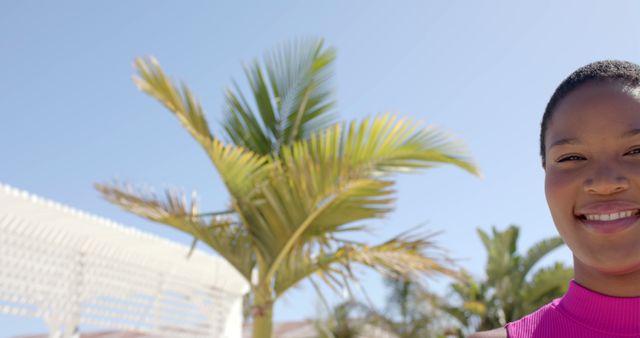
[575,201,640,234]
[577,213,640,234]
[577,201,640,214]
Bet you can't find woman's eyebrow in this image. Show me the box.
[549,129,640,151]
[621,128,640,139]
[550,129,640,149]
[549,138,579,150]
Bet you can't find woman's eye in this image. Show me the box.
[625,148,640,156]
[557,155,585,162]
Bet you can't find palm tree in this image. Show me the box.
[368,277,450,338]
[319,277,454,338]
[95,38,480,338]
[316,301,367,338]
[444,225,572,335]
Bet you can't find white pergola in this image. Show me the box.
[0,183,249,338]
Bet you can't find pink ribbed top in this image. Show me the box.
[506,280,640,337]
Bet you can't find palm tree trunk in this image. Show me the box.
[251,287,274,338]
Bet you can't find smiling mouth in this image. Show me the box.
[575,209,640,234]
[577,210,640,221]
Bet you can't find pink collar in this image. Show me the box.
[556,280,640,334]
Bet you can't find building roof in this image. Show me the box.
[0,182,249,337]
[0,182,249,296]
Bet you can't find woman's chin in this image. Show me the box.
[576,254,640,276]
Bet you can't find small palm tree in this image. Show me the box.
[316,301,367,338]
[96,38,480,338]
[368,277,450,338]
[444,225,572,335]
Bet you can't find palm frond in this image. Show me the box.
[520,262,572,315]
[344,114,479,175]
[261,176,450,287]
[520,236,565,278]
[223,80,273,154]
[196,216,255,280]
[95,182,204,232]
[273,230,455,298]
[265,38,337,145]
[483,226,519,285]
[222,38,337,154]
[340,230,457,279]
[94,182,254,280]
[133,57,212,146]
[476,228,492,253]
[132,57,274,203]
[273,244,344,297]
[248,161,396,281]
[205,138,270,200]
[285,114,480,180]
[257,114,479,281]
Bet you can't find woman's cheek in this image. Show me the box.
[545,168,578,200]
[623,160,640,177]
[545,168,578,224]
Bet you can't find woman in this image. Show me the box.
[472,60,640,338]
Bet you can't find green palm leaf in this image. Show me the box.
[339,230,457,278]
[521,237,565,278]
[265,39,337,144]
[284,114,480,177]
[132,58,271,201]
[223,38,337,154]
[479,226,519,285]
[520,262,572,315]
[94,183,254,280]
[272,230,456,298]
[95,182,203,232]
[257,115,478,283]
[133,57,212,146]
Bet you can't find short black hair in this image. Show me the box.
[540,60,640,166]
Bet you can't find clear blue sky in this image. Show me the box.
[2,1,640,336]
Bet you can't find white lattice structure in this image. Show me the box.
[0,183,249,338]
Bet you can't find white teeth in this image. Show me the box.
[584,210,635,221]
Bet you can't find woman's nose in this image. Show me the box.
[583,163,630,195]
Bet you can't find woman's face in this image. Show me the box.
[545,82,640,276]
